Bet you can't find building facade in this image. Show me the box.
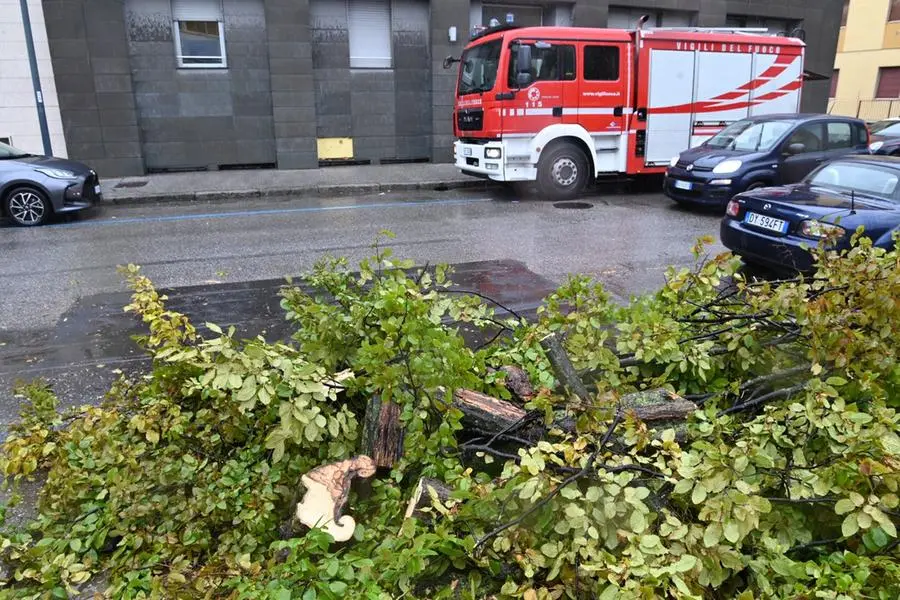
[1,0,67,157]
[34,0,843,177]
[830,0,900,120]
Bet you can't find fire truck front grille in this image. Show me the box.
[457,109,484,131]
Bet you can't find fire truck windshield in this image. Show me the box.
[457,40,502,96]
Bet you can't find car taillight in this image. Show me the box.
[725,200,741,218]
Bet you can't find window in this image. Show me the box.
[482,4,543,27]
[826,122,853,149]
[785,123,825,152]
[507,43,575,87]
[855,123,869,145]
[458,40,501,96]
[725,14,799,35]
[841,0,849,26]
[608,6,694,29]
[876,67,900,98]
[348,0,392,69]
[808,162,899,199]
[584,46,620,81]
[890,0,900,22]
[706,120,794,152]
[172,0,226,68]
[830,70,839,98]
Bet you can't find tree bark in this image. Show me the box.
[498,365,535,402]
[540,333,590,402]
[360,395,404,469]
[404,477,453,521]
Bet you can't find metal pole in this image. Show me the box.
[19,0,52,156]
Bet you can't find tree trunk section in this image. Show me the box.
[453,388,528,433]
[498,365,535,402]
[361,395,404,469]
[540,333,590,402]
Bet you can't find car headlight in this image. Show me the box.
[869,141,884,153]
[485,147,502,159]
[35,167,76,179]
[800,220,846,240]
[669,156,679,167]
[712,159,742,174]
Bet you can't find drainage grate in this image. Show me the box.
[114,180,149,189]
[553,201,593,209]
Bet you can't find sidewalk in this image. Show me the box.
[103,162,494,204]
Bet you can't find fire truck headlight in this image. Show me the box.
[485,147,502,159]
[713,159,743,175]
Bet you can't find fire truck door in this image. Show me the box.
[573,43,628,134]
[500,41,567,136]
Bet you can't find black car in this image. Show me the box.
[868,118,900,156]
[664,114,870,209]
[720,155,900,273]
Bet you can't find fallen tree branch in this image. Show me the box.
[540,333,590,402]
[473,411,623,554]
[718,383,807,417]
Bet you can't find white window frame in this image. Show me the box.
[347,0,393,70]
[173,19,228,69]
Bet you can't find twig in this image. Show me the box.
[718,383,807,416]
[473,411,623,554]
[786,537,842,554]
[439,289,523,321]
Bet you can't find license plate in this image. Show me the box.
[744,211,788,234]
[94,184,102,195]
[463,148,472,157]
[673,180,692,190]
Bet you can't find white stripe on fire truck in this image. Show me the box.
[500,108,633,116]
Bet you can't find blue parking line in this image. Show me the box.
[54,196,496,228]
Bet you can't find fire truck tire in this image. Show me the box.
[537,142,589,200]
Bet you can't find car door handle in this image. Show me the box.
[552,106,563,117]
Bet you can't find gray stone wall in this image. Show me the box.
[311,0,431,164]
[42,0,143,176]
[124,0,275,171]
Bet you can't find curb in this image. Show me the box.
[104,179,497,207]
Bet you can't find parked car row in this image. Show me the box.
[663,113,900,273]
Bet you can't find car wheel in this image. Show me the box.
[537,142,589,200]
[5,187,51,227]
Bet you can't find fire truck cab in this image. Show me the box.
[451,24,805,200]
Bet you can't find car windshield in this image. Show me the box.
[806,161,900,201]
[870,120,900,136]
[0,141,30,159]
[457,40,502,96]
[705,119,794,152]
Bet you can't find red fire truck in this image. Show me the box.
[450,23,805,199]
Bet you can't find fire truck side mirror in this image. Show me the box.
[442,55,460,70]
[515,45,533,88]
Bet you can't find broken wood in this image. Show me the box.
[498,365,535,402]
[453,388,528,433]
[453,387,696,436]
[404,477,453,521]
[360,395,404,469]
[540,333,590,402]
[294,455,376,542]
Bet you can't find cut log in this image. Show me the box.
[498,365,535,402]
[360,395,404,469]
[453,388,528,433]
[404,477,453,521]
[452,388,696,436]
[540,333,590,402]
[294,455,376,542]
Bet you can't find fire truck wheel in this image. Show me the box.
[538,142,589,200]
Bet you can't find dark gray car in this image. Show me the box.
[0,142,102,226]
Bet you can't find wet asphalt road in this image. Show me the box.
[0,186,724,420]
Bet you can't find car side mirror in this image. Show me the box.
[786,142,805,155]
[515,45,532,88]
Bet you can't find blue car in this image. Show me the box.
[720,155,900,272]
[664,114,870,209]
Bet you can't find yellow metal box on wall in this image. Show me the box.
[317,138,354,160]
